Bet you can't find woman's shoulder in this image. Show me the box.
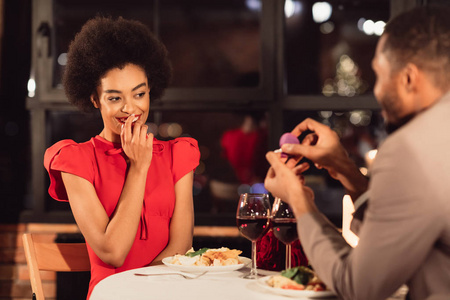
[44,138,95,168]
[154,137,200,181]
[154,137,199,153]
[169,137,198,147]
[46,138,94,155]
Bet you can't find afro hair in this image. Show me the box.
[63,16,172,112]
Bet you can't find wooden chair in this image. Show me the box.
[22,233,90,300]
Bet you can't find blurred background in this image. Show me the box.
[0,0,448,298]
[2,0,396,226]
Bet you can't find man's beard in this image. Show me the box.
[378,88,414,134]
[384,114,415,134]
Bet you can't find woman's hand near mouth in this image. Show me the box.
[121,114,153,171]
[118,114,140,124]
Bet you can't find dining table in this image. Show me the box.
[90,262,408,300]
[90,263,339,300]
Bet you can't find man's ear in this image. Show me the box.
[402,63,420,93]
[90,94,99,108]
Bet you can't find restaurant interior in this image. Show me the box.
[0,0,447,299]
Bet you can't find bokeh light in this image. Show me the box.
[167,123,182,138]
[237,184,252,195]
[285,0,302,18]
[57,53,67,66]
[312,2,332,23]
[27,78,36,97]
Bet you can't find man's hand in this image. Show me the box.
[281,118,369,201]
[283,118,349,179]
[264,151,317,217]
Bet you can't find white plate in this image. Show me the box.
[162,256,251,273]
[256,276,336,298]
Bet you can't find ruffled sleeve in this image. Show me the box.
[44,139,95,202]
[170,137,200,183]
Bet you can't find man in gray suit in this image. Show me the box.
[264,5,450,300]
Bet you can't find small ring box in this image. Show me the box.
[279,133,299,158]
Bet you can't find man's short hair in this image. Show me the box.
[382,5,450,90]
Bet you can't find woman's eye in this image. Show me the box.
[108,97,120,102]
[136,92,146,99]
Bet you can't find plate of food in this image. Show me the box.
[162,247,251,273]
[256,266,335,298]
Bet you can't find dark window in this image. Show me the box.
[285,0,390,95]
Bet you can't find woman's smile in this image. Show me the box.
[116,114,141,125]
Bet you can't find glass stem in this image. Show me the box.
[251,240,257,277]
[285,244,292,269]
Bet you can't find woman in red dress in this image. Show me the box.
[44,17,200,299]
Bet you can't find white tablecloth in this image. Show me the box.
[90,265,336,300]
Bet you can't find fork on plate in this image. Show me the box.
[134,271,207,279]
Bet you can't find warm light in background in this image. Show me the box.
[365,149,378,169]
[245,0,261,12]
[358,18,385,36]
[284,0,302,18]
[342,194,359,247]
[147,122,184,138]
[312,2,332,23]
[359,167,368,176]
[57,53,67,66]
[146,122,158,135]
[167,123,182,138]
[322,55,368,97]
[27,78,36,97]
[320,21,335,34]
[349,110,371,126]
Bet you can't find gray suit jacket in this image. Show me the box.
[297,93,450,300]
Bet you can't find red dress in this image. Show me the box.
[44,135,200,299]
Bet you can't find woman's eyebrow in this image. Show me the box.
[103,83,146,94]
[104,89,121,93]
[132,82,146,91]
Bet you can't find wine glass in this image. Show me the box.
[236,193,271,279]
[271,197,298,269]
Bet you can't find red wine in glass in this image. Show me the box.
[236,193,271,279]
[272,218,298,245]
[236,217,270,241]
[271,197,298,269]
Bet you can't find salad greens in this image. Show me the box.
[185,248,209,257]
[281,266,314,285]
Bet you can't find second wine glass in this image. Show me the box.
[236,193,271,279]
[271,197,298,270]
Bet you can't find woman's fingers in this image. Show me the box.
[121,116,132,145]
[121,115,149,143]
[146,132,154,147]
[132,122,142,143]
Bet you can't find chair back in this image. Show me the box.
[22,233,90,300]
